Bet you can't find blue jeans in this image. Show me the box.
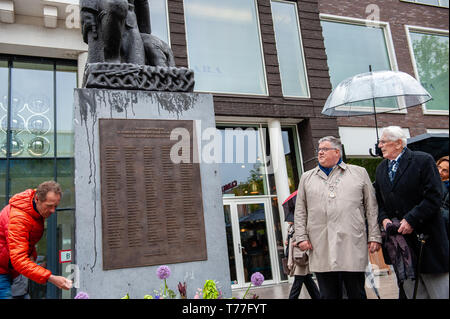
[0,274,12,299]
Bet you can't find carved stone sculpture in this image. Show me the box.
[80,0,194,91]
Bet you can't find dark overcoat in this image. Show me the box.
[374,148,449,274]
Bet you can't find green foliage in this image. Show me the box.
[202,280,219,299]
[346,157,383,182]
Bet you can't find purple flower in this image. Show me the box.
[250,272,264,287]
[74,291,89,299]
[156,265,171,280]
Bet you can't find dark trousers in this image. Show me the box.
[288,274,321,299]
[315,272,367,299]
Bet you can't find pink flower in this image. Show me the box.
[156,265,171,280]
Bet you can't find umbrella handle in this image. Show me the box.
[369,144,383,157]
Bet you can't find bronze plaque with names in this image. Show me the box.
[99,119,207,270]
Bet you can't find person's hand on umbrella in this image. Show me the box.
[398,219,413,235]
[297,240,312,251]
[382,218,393,231]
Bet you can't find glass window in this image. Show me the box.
[409,31,449,112]
[9,158,55,196]
[218,126,268,196]
[11,61,54,158]
[56,65,77,157]
[282,127,302,193]
[0,60,7,161]
[184,0,267,95]
[0,59,7,205]
[321,19,397,110]
[321,20,393,89]
[149,0,170,44]
[417,0,440,5]
[271,0,309,97]
[57,158,75,209]
[401,0,449,8]
[0,159,5,206]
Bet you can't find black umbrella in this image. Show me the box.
[407,133,449,161]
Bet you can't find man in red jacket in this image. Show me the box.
[0,181,72,299]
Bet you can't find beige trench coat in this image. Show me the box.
[294,162,381,272]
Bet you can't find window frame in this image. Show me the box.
[182,0,269,96]
[319,14,406,114]
[270,0,310,98]
[149,0,171,45]
[405,25,449,115]
[400,0,449,9]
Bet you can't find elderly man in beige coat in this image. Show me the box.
[294,136,382,299]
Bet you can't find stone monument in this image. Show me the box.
[73,0,231,298]
[80,0,194,92]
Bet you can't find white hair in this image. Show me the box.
[381,126,407,147]
[318,136,343,155]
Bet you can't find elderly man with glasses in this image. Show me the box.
[294,136,381,299]
[374,126,449,299]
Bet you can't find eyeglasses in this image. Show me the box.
[378,139,394,145]
[316,147,337,153]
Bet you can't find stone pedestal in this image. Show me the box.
[73,88,231,298]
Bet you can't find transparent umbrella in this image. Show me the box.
[322,67,432,156]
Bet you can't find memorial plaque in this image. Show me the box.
[99,119,207,270]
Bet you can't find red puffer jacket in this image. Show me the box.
[0,189,52,284]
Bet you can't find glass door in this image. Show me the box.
[223,198,279,288]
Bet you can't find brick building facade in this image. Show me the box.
[318,0,448,156]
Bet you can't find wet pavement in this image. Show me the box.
[232,266,399,299]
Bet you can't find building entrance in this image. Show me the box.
[223,197,282,289]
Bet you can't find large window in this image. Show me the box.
[184,0,268,95]
[401,0,449,8]
[321,16,398,110]
[149,0,170,44]
[0,55,77,299]
[407,27,449,114]
[217,125,302,196]
[271,0,309,98]
[218,125,268,197]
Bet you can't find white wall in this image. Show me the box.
[0,0,86,60]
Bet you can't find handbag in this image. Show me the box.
[281,257,290,275]
[293,246,309,266]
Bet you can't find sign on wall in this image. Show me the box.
[99,119,207,270]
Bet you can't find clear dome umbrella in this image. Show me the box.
[322,67,432,156]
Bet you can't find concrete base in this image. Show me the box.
[73,88,231,299]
